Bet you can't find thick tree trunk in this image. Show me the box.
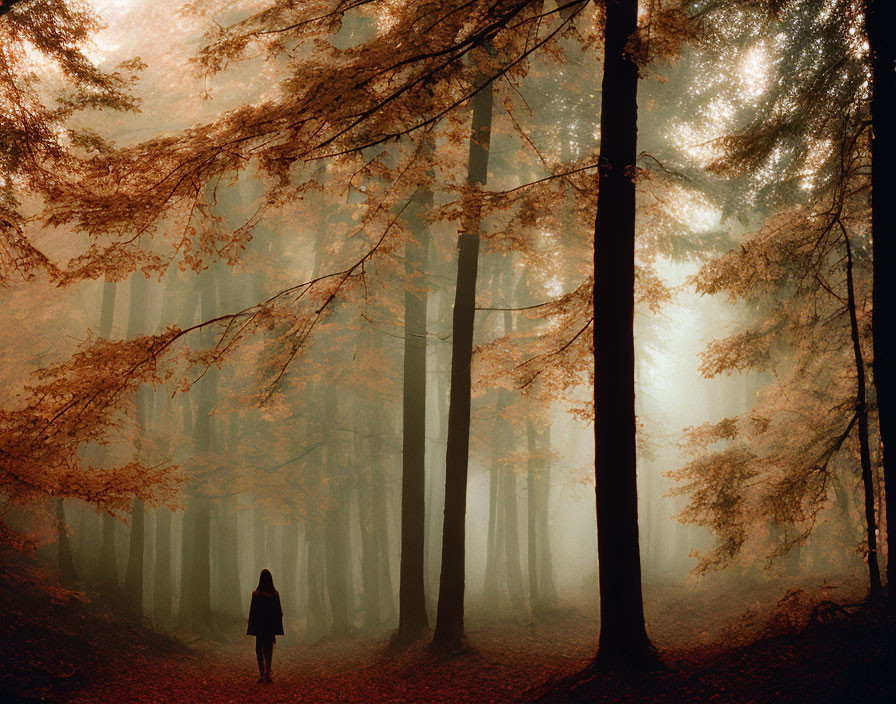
[432,72,494,654]
[844,227,883,597]
[593,0,655,667]
[398,184,432,642]
[865,0,896,594]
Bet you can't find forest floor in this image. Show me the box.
[3,570,894,703]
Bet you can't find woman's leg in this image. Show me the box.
[255,637,265,680]
[263,638,274,681]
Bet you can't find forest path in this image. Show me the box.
[65,611,598,703]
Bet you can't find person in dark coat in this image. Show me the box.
[247,569,284,683]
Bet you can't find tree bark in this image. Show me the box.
[865,0,896,595]
[525,419,540,611]
[398,182,432,642]
[153,506,172,626]
[94,279,120,596]
[324,389,351,635]
[843,226,883,597]
[304,523,330,642]
[124,268,149,619]
[56,499,78,586]
[179,272,216,629]
[593,0,656,667]
[432,73,494,652]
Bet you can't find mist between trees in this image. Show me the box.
[0,0,892,672]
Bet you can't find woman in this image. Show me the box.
[246,569,284,683]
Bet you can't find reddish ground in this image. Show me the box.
[3,574,893,703]
[66,614,598,704]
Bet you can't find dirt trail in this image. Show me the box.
[66,615,598,704]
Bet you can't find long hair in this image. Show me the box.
[256,568,276,594]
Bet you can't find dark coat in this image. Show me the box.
[247,589,284,638]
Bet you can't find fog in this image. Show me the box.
[3,0,883,667]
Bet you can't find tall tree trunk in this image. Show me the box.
[398,182,432,642]
[95,279,120,596]
[865,0,896,594]
[281,517,299,617]
[536,426,558,607]
[324,389,351,635]
[56,500,78,586]
[179,272,216,628]
[154,506,172,626]
[253,499,267,574]
[178,395,194,622]
[593,0,655,667]
[97,512,120,599]
[432,70,494,654]
[844,226,883,597]
[371,420,397,624]
[483,458,500,609]
[214,412,243,618]
[501,456,526,615]
[525,419,539,611]
[124,269,149,619]
[358,459,382,632]
[304,523,330,642]
[216,493,242,617]
[499,282,525,614]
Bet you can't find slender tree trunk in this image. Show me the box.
[154,507,172,626]
[432,71,494,654]
[56,500,78,586]
[281,517,299,616]
[844,227,883,597]
[501,457,526,614]
[358,458,382,632]
[124,268,149,619]
[94,279,120,596]
[593,0,655,667]
[483,459,500,608]
[253,499,267,574]
[98,512,120,599]
[537,428,558,607]
[398,183,432,642]
[324,389,351,635]
[179,273,216,629]
[525,419,539,611]
[865,0,896,595]
[499,285,525,614]
[371,423,397,624]
[305,523,330,642]
[124,497,145,617]
[216,493,242,617]
[178,395,194,622]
